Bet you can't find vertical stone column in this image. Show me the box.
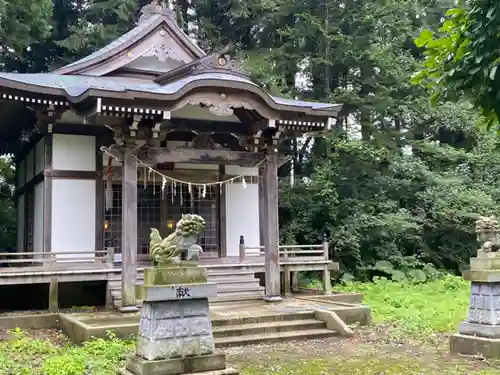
[450,251,500,358]
[263,151,282,301]
[120,263,238,375]
[121,146,138,311]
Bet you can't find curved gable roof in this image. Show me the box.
[54,12,205,76]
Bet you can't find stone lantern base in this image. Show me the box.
[450,252,500,358]
[118,263,239,375]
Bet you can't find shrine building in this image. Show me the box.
[0,1,342,310]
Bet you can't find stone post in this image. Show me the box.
[450,229,500,357]
[119,262,238,375]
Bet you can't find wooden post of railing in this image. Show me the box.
[239,235,246,263]
[323,234,332,295]
[48,253,59,312]
[107,247,115,269]
[283,246,292,297]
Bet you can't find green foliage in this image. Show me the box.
[413,2,500,128]
[338,275,470,339]
[281,130,500,274]
[0,157,15,249]
[0,328,133,375]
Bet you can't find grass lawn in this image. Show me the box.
[1,274,498,375]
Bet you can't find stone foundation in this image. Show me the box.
[450,333,500,358]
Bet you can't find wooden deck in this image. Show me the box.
[0,245,338,291]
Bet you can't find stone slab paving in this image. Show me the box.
[209,298,346,319]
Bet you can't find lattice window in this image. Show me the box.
[25,190,34,253]
[103,184,122,252]
[138,185,161,254]
[102,183,218,255]
[167,184,218,255]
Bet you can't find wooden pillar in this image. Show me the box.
[95,136,104,251]
[120,147,138,311]
[218,165,227,257]
[43,134,53,254]
[323,234,332,294]
[258,165,265,247]
[263,151,282,301]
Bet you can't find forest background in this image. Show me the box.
[0,0,495,281]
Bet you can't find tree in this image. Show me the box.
[0,0,53,72]
[412,1,500,128]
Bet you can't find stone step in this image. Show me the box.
[214,328,335,347]
[212,290,264,298]
[212,319,325,338]
[112,291,265,309]
[108,278,260,290]
[111,286,264,301]
[209,295,264,304]
[109,270,257,279]
[211,311,315,327]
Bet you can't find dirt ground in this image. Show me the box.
[222,325,500,374]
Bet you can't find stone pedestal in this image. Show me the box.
[450,252,500,358]
[119,263,238,375]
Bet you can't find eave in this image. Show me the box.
[0,72,342,118]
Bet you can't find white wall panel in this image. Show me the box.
[53,134,96,171]
[51,179,96,259]
[225,183,259,256]
[225,166,258,176]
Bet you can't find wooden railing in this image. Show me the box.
[238,234,329,263]
[0,250,114,269]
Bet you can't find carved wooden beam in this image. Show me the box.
[139,147,266,166]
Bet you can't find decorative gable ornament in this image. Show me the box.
[143,43,180,63]
[193,50,246,75]
[139,0,176,24]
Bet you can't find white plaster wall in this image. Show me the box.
[17,159,25,189]
[225,166,258,176]
[225,183,260,256]
[26,150,34,182]
[51,179,96,259]
[17,195,25,253]
[34,182,44,255]
[53,134,96,171]
[35,138,45,174]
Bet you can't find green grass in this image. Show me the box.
[337,274,470,340]
[0,275,493,375]
[0,329,134,375]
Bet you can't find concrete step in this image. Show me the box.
[214,328,335,347]
[212,319,325,338]
[211,311,315,327]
